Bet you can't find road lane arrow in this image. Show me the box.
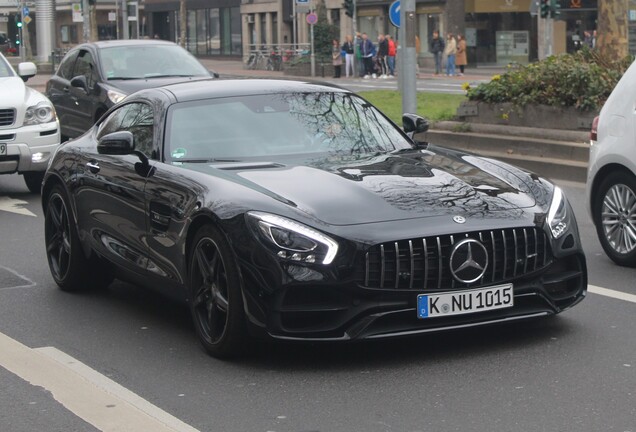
[0,196,37,217]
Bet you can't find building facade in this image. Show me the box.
[1,0,600,66]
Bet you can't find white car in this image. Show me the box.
[586,60,636,266]
[0,52,61,193]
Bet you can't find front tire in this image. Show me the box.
[23,172,44,194]
[44,186,113,291]
[188,225,248,358]
[594,171,636,267]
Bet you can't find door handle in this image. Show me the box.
[86,161,100,173]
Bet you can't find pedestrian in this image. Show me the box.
[386,35,396,77]
[342,35,355,78]
[455,34,467,76]
[377,34,389,78]
[444,32,457,76]
[592,29,597,48]
[332,39,342,78]
[355,32,364,77]
[429,30,445,76]
[583,31,593,48]
[359,33,376,79]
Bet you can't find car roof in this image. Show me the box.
[157,79,351,102]
[82,39,177,50]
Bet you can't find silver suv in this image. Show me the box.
[0,53,60,193]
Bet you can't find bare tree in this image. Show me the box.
[180,0,187,48]
[597,0,628,58]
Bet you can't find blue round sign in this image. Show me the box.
[389,0,400,28]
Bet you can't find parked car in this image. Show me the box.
[46,39,218,141]
[42,79,587,358]
[586,60,636,267]
[1,52,61,193]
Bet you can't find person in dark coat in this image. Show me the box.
[429,30,445,76]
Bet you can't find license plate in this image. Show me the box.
[0,143,6,156]
[417,284,513,319]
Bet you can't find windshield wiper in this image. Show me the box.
[144,74,196,79]
[107,76,142,80]
[173,158,241,163]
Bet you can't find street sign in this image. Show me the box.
[22,6,29,17]
[306,12,318,25]
[296,0,309,3]
[389,0,400,28]
[23,15,31,24]
[108,11,116,22]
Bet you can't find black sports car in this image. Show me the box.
[41,79,587,358]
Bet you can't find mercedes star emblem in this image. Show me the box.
[453,215,466,224]
[449,238,489,284]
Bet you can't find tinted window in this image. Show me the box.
[165,92,411,162]
[73,50,99,88]
[58,50,79,80]
[98,103,155,158]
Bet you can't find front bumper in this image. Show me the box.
[0,121,60,174]
[240,251,587,341]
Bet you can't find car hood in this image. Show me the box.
[191,148,539,226]
[0,76,27,106]
[104,75,211,95]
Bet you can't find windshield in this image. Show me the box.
[0,54,14,78]
[99,45,210,79]
[165,92,413,163]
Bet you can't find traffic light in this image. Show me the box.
[343,0,354,18]
[550,0,561,19]
[540,0,549,18]
[16,21,22,28]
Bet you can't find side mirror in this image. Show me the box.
[17,62,37,82]
[70,75,89,93]
[97,131,135,155]
[402,113,430,134]
[209,69,220,79]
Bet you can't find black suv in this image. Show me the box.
[46,39,217,140]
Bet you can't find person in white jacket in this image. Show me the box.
[444,33,457,76]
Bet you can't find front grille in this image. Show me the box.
[0,109,16,127]
[360,227,552,290]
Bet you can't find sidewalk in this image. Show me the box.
[24,57,503,92]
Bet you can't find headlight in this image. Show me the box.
[547,186,568,239]
[107,89,127,104]
[24,101,56,125]
[247,211,339,265]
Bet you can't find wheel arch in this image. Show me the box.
[590,163,636,224]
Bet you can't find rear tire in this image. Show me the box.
[188,225,248,358]
[23,172,44,194]
[594,171,636,267]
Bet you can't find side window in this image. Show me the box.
[98,103,155,159]
[58,50,79,80]
[73,50,99,88]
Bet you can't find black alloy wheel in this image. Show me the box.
[594,171,636,267]
[44,185,113,291]
[189,225,247,358]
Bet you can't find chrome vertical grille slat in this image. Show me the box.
[380,244,385,289]
[360,227,553,290]
[436,237,442,290]
[408,240,414,290]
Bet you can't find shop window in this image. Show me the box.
[209,9,220,55]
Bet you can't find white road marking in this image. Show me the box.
[0,332,200,432]
[0,196,37,217]
[588,284,636,304]
[0,265,37,290]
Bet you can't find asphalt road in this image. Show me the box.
[0,173,634,432]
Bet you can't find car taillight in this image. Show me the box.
[590,116,599,141]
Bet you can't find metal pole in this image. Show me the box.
[122,0,129,39]
[82,0,90,42]
[400,0,417,114]
[310,16,315,77]
[352,0,357,74]
[292,0,296,49]
[19,3,25,61]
